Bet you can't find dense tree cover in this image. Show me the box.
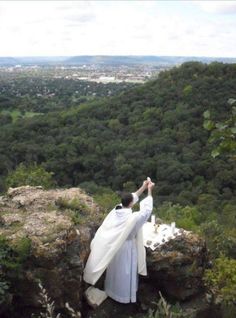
[5,162,56,189]
[0,76,136,115]
[1,62,235,207]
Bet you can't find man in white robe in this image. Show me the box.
[83,178,154,304]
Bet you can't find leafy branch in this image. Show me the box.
[203,98,236,159]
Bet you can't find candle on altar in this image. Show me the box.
[171,222,176,234]
[151,215,155,224]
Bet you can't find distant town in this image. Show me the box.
[1,55,235,83]
[0,64,172,83]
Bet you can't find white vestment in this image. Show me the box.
[83,193,153,303]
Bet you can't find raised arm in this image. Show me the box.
[134,180,149,197]
[130,180,148,206]
[147,180,154,197]
[138,181,154,222]
[130,181,155,235]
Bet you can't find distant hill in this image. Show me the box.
[0,56,67,66]
[0,55,236,66]
[64,55,236,66]
[0,56,20,65]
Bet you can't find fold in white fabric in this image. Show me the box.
[83,193,153,285]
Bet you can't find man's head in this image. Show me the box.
[121,192,134,208]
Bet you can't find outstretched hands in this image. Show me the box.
[136,177,155,197]
[143,177,155,189]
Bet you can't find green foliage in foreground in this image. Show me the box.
[0,235,31,304]
[4,161,56,190]
[200,220,236,258]
[203,98,236,159]
[0,235,31,271]
[155,202,205,231]
[203,255,236,305]
[0,281,9,305]
[56,196,89,213]
[55,196,91,225]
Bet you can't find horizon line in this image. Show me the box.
[0,54,236,59]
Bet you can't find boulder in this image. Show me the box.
[146,229,208,300]
[0,185,101,317]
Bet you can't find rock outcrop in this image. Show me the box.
[0,186,209,318]
[0,185,101,317]
[146,230,208,300]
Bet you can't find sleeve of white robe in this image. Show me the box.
[132,195,153,276]
[131,192,139,205]
[131,195,153,234]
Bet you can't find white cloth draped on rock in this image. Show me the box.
[83,193,153,286]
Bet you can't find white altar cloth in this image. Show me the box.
[143,222,188,251]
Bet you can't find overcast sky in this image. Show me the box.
[0,0,235,57]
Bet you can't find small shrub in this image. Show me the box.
[56,197,90,225]
[0,280,10,305]
[0,235,31,305]
[200,220,235,258]
[156,202,201,231]
[31,280,61,318]
[12,237,31,262]
[0,235,20,271]
[94,191,119,214]
[5,161,56,190]
[56,197,89,213]
[203,255,236,305]
[32,280,81,318]
[136,291,188,318]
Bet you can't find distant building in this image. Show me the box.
[98,76,115,83]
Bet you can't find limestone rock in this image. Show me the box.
[0,185,102,316]
[85,287,108,308]
[146,229,208,300]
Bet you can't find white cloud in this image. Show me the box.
[0,1,235,57]
[195,1,236,14]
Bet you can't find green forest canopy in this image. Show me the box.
[0,61,235,211]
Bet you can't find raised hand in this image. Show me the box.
[138,177,154,197]
[147,177,154,186]
[148,181,155,189]
[142,180,149,188]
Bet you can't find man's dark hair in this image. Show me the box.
[121,192,133,208]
